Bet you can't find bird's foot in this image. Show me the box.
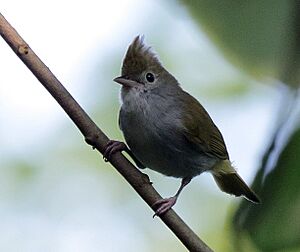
[103,140,128,162]
[152,196,177,217]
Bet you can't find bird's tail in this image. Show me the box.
[211,160,260,203]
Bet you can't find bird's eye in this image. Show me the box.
[146,72,155,83]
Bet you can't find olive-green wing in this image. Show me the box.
[181,92,229,160]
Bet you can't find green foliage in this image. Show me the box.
[181,0,299,87]
[202,79,251,99]
[233,126,300,251]
[180,1,300,251]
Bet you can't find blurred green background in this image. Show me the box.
[1,1,299,251]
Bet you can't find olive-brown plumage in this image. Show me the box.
[105,36,260,216]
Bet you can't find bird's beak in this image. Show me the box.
[113,76,142,88]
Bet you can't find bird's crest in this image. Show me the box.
[121,36,162,77]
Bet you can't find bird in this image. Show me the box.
[104,36,260,217]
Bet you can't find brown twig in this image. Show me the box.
[0,13,213,252]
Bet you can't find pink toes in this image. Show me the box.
[103,140,128,162]
[152,196,177,217]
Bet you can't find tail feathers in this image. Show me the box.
[212,160,260,203]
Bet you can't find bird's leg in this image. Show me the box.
[103,140,145,169]
[152,177,192,217]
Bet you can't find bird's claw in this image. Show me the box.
[103,140,128,162]
[152,196,177,218]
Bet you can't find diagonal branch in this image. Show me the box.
[0,13,213,252]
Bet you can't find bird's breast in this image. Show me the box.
[119,94,217,178]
